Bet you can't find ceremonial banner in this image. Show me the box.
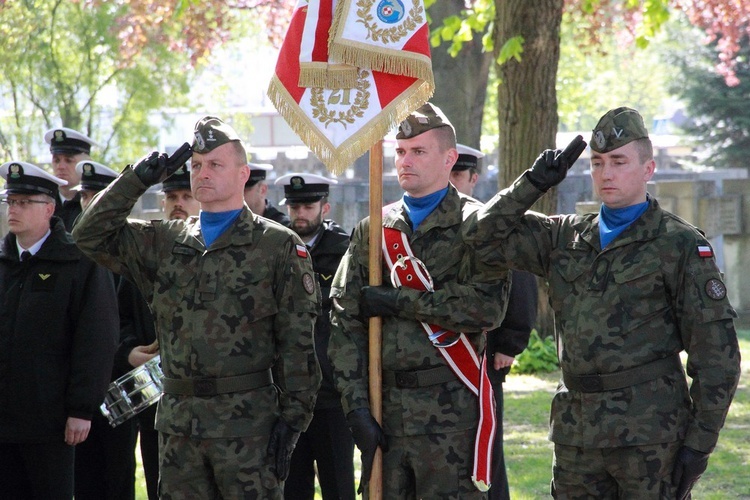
[267,0,434,174]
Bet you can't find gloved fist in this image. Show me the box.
[360,285,400,318]
[526,135,587,191]
[132,142,192,187]
[672,446,709,500]
[347,408,388,494]
[266,418,301,481]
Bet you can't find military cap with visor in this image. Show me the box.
[453,144,485,172]
[191,116,242,154]
[275,173,338,205]
[162,163,191,192]
[245,163,273,188]
[0,161,67,197]
[590,107,649,154]
[44,127,99,156]
[396,102,455,140]
[73,161,118,193]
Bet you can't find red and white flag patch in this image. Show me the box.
[697,245,713,258]
[296,244,309,258]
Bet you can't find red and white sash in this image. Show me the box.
[381,223,496,492]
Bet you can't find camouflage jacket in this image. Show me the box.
[329,186,510,437]
[72,168,321,438]
[469,174,741,452]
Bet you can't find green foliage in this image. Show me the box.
[511,330,559,375]
[0,0,194,164]
[660,19,750,170]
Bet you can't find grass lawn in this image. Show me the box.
[134,330,750,499]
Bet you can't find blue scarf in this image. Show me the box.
[403,186,449,230]
[599,201,648,248]
[200,209,242,247]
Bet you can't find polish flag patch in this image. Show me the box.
[296,244,308,258]
[697,245,713,258]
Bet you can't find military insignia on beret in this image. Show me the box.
[194,131,206,151]
[705,278,727,300]
[53,130,67,143]
[400,120,412,138]
[207,130,216,143]
[302,272,315,295]
[594,130,606,150]
[9,163,22,179]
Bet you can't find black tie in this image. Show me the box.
[20,251,31,262]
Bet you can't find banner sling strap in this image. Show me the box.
[381,224,496,492]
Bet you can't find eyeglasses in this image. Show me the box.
[1,199,53,208]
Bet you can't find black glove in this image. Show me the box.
[360,285,400,318]
[347,408,388,494]
[526,135,587,191]
[132,142,192,187]
[266,418,301,481]
[672,446,710,500]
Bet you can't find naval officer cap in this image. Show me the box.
[275,173,338,205]
[245,163,273,188]
[44,127,99,156]
[453,144,485,172]
[591,107,650,154]
[191,116,242,154]
[396,102,455,140]
[0,161,67,197]
[73,161,118,192]
[162,163,191,192]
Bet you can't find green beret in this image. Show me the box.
[396,103,455,140]
[591,107,649,153]
[192,116,242,154]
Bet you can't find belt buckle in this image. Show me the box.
[193,378,217,397]
[395,372,418,388]
[580,376,603,392]
[390,255,434,291]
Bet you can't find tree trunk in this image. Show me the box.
[493,0,564,337]
[428,0,493,149]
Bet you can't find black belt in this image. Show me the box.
[162,368,274,397]
[383,366,456,389]
[562,354,682,393]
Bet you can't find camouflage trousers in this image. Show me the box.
[551,441,682,499]
[369,428,487,500]
[158,433,281,499]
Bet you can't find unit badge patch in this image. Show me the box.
[705,278,727,300]
[302,273,315,295]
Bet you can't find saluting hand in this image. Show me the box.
[132,142,192,187]
[526,135,587,191]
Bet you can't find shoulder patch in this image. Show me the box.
[697,245,713,258]
[296,244,308,258]
[705,278,727,300]
[302,272,315,295]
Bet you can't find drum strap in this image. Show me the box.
[381,223,495,492]
[162,368,274,397]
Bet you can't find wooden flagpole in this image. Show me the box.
[367,139,384,499]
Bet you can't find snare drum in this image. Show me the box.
[100,355,164,427]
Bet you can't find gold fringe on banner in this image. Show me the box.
[267,74,433,176]
[329,0,434,85]
[327,43,434,85]
[299,62,359,90]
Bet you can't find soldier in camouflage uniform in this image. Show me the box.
[328,103,510,499]
[72,116,322,499]
[467,107,741,499]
